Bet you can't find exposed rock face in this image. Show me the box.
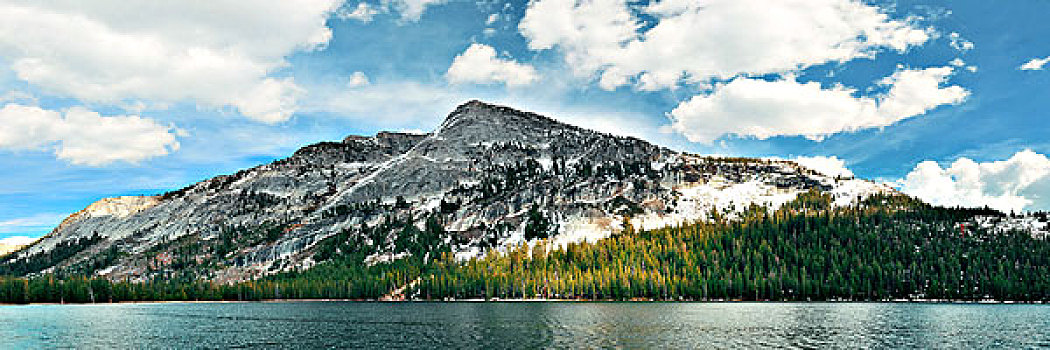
[3,100,893,281]
[23,196,161,255]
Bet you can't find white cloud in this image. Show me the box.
[948,32,975,52]
[393,0,447,21]
[0,1,341,123]
[348,71,371,88]
[793,156,854,178]
[337,0,447,23]
[899,150,1050,213]
[447,44,539,87]
[0,103,180,166]
[876,67,969,119]
[949,58,977,73]
[228,78,305,124]
[1020,56,1050,71]
[486,13,500,25]
[0,90,37,104]
[338,2,380,22]
[669,66,969,143]
[519,0,930,90]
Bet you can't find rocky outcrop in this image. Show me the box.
[22,196,161,255]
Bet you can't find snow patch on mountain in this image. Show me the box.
[550,215,619,249]
[829,179,895,207]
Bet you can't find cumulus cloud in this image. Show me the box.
[519,0,930,90]
[948,32,975,52]
[447,44,539,87]
[336,0,448,23]
[338,2,380,22]
[0,103,180,166]
[899,150,1050,213]
[949,58,978,73]
[669,66,969,143]
[0,91,37,105]
[348,71,371,88]
[1020,56,1050,71]
[394,0,447,21]
[793,156,855,178]
[0,1,340,123]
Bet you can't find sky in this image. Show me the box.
[2,0,1050,241]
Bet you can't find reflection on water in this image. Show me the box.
[1,302,1048,348]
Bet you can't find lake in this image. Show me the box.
[1,302,1048,348]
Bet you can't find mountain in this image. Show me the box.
[0,237,35,257]
[0,245,16,256]
[1,100,892,281]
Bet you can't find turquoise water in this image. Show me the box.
[2,302,1048,348]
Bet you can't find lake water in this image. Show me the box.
[2,302,1048,348]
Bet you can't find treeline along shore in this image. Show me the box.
[2,192,1049,304]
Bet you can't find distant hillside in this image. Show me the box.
[5,190,1049,303]
[0,237,34,257]
[0,245,20,257]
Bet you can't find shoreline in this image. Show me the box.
[2,298,1046,306]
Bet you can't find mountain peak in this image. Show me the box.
[440,100,566,136]
[445,100,506,122]
[458,99,492,109]
[3,100,897,283]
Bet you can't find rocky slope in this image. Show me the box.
[1,100,892,281]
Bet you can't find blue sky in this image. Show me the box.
[2,0,1050,240]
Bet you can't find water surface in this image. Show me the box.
[2,302,1048,348]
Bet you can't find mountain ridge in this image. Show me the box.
[3,100,893,281]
